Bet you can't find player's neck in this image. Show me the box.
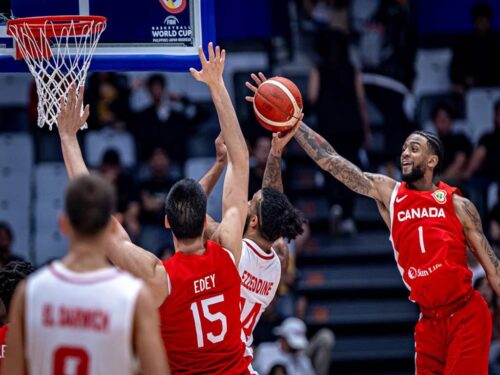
[174,236,205,255]
[245,233,272,253]
[406,177,436,192]
[61,244,110,273]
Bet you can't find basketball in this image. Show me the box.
[252,77,303,132]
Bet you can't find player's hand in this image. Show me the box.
[57,84,89,138]
[244,72,268,103]
[214,133,228,164]
[270,114,304,156]
[189,42,226,87]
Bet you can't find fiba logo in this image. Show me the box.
[432,190,447,204]
[164,16,179,25]
[159,0,187,14]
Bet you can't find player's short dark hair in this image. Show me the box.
[165,178,207,240]
[472,2,493,21]
[0,222,13,242]
[0,261,35,313]
[65,174,116,236]
[259,188,306,242]
[411,130,444,177]
[147,73,167,90]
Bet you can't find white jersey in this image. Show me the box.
[25,261,142,375]
[239,239,281,347]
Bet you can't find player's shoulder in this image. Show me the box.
[242,239,278,262]
[207,240,237,265]
[452,194,479,228]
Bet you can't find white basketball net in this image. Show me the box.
[8,18,106,129]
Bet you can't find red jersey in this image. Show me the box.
[159,240,253,374]
[389,181,472,308]
[0,324,7,371]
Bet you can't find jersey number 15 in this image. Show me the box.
[190,295,228,348]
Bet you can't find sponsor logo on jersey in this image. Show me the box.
[432,190,447,204]
[159,0,187,14]
[407,263,442,280]
[396,195,408,203]
[397,207,446,222]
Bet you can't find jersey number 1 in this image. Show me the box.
[418,226,427,254]
[190,295,228,348]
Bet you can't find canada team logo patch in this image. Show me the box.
[432,190,447,204]
[159,0,187,14]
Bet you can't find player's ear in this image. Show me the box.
[428,154,438,170]
[59,213,71,235]
[250,215,259,229]
[165,216,171,229]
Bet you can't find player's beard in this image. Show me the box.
[401,163,425,183]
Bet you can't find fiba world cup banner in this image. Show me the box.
[151,0,194,47]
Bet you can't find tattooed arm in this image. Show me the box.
[294,122,395,206]
[262,132,294,193]
[454,195,500,295]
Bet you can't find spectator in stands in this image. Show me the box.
[249,136,272,198]
[302,0,349,33]
[0,223,24,269]
[450,2,500,94]
[309,29,370,235]
[139,147,176,253]
[362,0,417,89]
[133,74,202,165]
[254,317,334,375]
[464,100,500,217]
[431,103,472,184]
[0,261,36,370]
[86,72,131,130]
[99,149,141,241]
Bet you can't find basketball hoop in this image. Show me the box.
[6,16,107,129]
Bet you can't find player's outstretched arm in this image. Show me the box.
[262,126,301,193]
[2,281,27,375]
[199,133,227,197]
[57,86,168,307]
[133,286,170,375]
[190,43,249,264]
[57,85,90,177]
[245,73,395,206]
[455,195,500,295]
[198,135,227,241]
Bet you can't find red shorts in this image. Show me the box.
[414,290,492,374]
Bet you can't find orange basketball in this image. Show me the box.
[253,77,303,132]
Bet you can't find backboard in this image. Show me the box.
[0,0,215,72]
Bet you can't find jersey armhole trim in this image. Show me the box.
[166,271,172,295]
[389,182,401,232]
[222,247,236,265]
